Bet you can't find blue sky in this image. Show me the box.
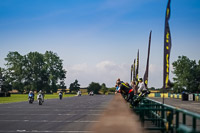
[0,0,200,88]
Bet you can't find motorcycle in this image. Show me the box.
[37,94,43,105]
[131,90,151,107]
[28,95,34,104]
[77,91,81,96]
[59,92,62,100]
[89,91,94,96]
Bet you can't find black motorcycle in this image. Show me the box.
[131,90,151,107]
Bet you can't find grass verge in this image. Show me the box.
[0,94,76,104]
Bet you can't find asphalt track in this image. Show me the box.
[149,97,200,114]
[149,97,200,131]
[0,95,114,133]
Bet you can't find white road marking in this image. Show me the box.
[0,120,100,123]
[0,130,93,133]
[0,107,104,109]
[0,109,104,111]
[0,114,102,116]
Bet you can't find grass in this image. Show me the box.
[0,93,76,104]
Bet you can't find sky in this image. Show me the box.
[0,0,200,88]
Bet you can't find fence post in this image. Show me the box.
[176,111,179,132]
[193,117,196,131]
[161,105,165,133]
[182,113,186,125]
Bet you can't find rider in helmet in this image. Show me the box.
[28,91,34,100]
[38,90,44,102]
[115,79,134,102]
[138,78,148,96]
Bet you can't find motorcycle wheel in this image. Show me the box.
[39,100,42,105]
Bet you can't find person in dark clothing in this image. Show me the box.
[115,79,134,102]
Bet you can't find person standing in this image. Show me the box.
[131,81,138,95]
[138,78,147,94]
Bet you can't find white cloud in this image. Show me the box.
[149,64,162,73]
[65,61,172,89]
[70,63,88,72]
[65,61,130,88]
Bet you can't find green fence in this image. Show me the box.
[132,98,200,133]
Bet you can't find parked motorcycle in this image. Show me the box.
[131,90,151,107]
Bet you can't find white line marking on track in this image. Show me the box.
[0,130,93,133]
[0,120,100,123]
[0,114,102,116]
[0,109,104,111]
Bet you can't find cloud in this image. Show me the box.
[70,63,88,72]
[65,61,172,88]
[96,60,117,72]
[149,64,162,73]
[65,61,130,87]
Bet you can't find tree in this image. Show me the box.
[0,67,12,93]
[69,79,80,93]
[100,83,108,94]
[44,51,66,93]
[25,52,45,92]
[4,52,25,93]
[108,87,116,93]
[4,51,67,93]
[149,87,155,90]
[87,82,101,94]
[172,56,200,93]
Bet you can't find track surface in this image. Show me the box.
[0,95,114,133]
[149,97,200,114]
[149,97,200,131]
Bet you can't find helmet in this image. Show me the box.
[138,78,143,82]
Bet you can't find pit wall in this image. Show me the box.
[147,93,200,101]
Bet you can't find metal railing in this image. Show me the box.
[132,97,200,133]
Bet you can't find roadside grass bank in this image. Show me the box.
[0,94,76,104]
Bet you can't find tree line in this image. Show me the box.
[1,52,198,94]
[69,80,115,94]
[0,51,66,93]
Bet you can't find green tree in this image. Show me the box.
[25,52,45,92]
[4,52,25,93]
[149,87,155,90]
[69,79,80,93]
[44,51,66,93]
[172,56,200,93]
[0,67,12,93]
[4,51,67,93]
[108,87,116,93]
[100,83,108,94]
[87,82,101,94]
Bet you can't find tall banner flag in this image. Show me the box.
[130,64,133,82]
[163,0,172,89]
[136,50,139,85]
[143,31,152,88]
[133,59,136,81]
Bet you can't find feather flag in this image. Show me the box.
[163,0,172,89]
[136,50,139,85]
[143,31,152,88]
